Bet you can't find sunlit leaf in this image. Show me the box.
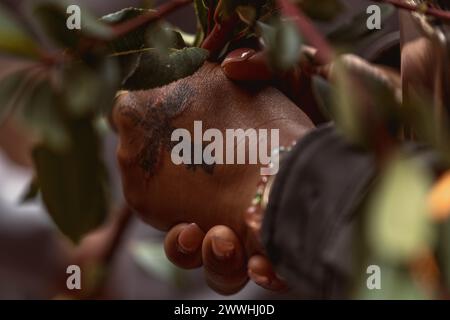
[0,4,39,58]
[366,153,435,264]
[32,118,109,243]
[121,47,208,90]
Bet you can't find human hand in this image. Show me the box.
[112,61,313,294]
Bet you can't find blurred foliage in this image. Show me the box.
[0,0,449,299]
[327,4,395,47]
[0,4,39,58]
[296,0,343,21]
[132,241,187,287]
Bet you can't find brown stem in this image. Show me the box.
[94,205,134,265]
[111,0,193,39]
[373,0,450,21]
[277,0,334,65]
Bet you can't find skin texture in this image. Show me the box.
[113,61,313,294]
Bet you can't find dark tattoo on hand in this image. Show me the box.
[120,82,215,176]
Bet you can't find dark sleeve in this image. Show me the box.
[261,123,376,299]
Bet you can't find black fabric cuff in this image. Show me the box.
[261,123,376,298]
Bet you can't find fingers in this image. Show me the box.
[221,48,272,82]
[202,225,248,295]
[164,223,205,269]
[248,255,288,292]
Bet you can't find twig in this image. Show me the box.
[373,0,450,21]
[276,0,334,65]
[112,0,193,39]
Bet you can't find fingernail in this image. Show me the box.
[222,48,256,66]
[275,273,286,282]
[177,223,202,254]
[211,236,235,260]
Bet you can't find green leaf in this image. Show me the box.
[131,241,183,285]
[328,56,400,146]
[101,8,154,53]
[216,0,240,20]
[0,4,39,58]
[366,153,435,264]
[330,60,362,143]
[194,0,209,39]
[21,177,40,203]
[22,79,70,151]
[296,0,343,21]
[328,4,394,45]
[438,219,450,289]
[32,118,109,243]
[259,19,303,72]
[34,1,111,49]
[121,47,209,90]
[0,69,30,124]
